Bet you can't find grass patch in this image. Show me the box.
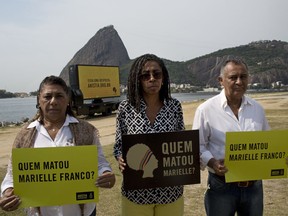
[265,109,288,130]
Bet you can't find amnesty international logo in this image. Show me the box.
[126,143,159,178]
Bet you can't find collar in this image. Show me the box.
[220,89,252,109]
[27,115,79,129]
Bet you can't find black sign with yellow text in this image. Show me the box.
[122,130,200,190]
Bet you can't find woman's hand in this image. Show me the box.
[96,171,116,188]
[117,156,126,173]
[0,188,21,212]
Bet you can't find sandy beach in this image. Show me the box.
[1,92,288,169]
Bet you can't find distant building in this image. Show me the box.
[14,92,29,98]
[202,87,219,92]
[271,81,282,88]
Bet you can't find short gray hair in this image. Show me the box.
[220,57,248,77]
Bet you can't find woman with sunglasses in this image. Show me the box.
[113,54,185,216]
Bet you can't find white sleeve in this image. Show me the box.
[1,158,14,196]
[192,107,214,170]
[92,132,112,176]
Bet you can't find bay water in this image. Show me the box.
[0,92,217,122]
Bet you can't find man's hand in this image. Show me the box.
[208,158,228,176]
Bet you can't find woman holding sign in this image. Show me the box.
[113,54,185,216]
[0,75,115,216]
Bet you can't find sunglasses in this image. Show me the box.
[140,71,163,81]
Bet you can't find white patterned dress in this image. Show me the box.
[113,98,185,205]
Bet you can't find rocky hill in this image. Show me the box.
[60,25,130,83]
[183,40,288,88]
[60,26,288,88]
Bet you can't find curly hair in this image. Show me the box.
[127,54,171,111]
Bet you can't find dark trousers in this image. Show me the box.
[89,207,96,216]
[205,172,263,216]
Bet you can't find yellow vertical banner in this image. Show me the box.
[12,145,98,207]
[225,130,288,182]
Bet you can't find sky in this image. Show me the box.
[0,0,287,93]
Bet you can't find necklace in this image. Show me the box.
[45,127,57,132]
[43,120,64,134]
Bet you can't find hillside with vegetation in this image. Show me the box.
[182,40,288,88]
[56,26,286,90]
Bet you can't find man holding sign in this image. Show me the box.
[192,57,270,216]
[0,76,115,216]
